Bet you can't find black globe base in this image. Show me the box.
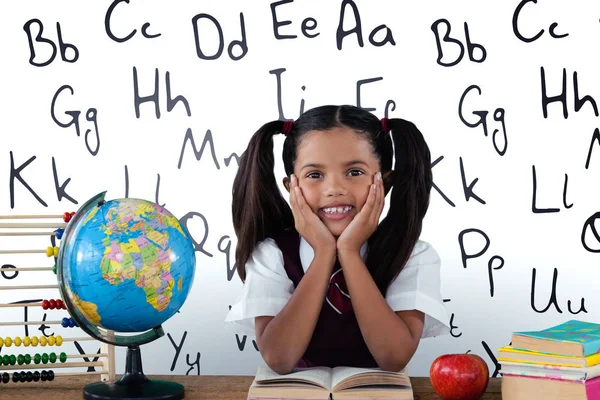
[84,379,184,400]
[84,345,184,400]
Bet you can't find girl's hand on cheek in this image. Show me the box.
[289,174,336,256]
[337,172,385,255]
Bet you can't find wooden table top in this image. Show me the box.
[1,375,502,399]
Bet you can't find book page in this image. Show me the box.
[255,365,333,389]
[331,367,408,391]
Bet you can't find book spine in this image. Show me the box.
[585,377,600,399]
[583,341,600,357]
[587,353,600,367]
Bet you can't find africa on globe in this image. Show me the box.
[59,195,196,334]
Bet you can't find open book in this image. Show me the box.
[247,365,413,400]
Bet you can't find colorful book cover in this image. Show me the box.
[497,345,600,367]
[514,320,600,356]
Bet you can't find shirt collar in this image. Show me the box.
[299,235,368,273]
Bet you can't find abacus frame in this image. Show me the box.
[0,212,116,384]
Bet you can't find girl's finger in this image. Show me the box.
[289,176,301,221]
[289,174,294,191]
[289,176,304,213]
[295,185,308,213]
[376,173,385,218]
[295,186,314,228]
[362,183,377,217]
[367,176,381,226]
[289,175,296,207]
[372,180,381,221]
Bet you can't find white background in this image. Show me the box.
[1,0,600,378]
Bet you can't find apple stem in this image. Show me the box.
[465,350,471,355]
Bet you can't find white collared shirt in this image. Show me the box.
[224,236,450,338]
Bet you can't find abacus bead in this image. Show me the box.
[19,371,26,382]
[12,373,19,383]
[53,264,57,274]
[33,371,40,382]
[23,336,31,347]
[56,228,64,239]
[49,353,56,363]
[0,337,4,347]
[5,337,11,347]
[9,355,16,366]
[34,354,41,364]
[53,247,58,257]
[26,371,33,382]
[48,370,55,381]
[40,336,47,347]
[48,300,56,310]
[2,355,9,366]
[31,336,39,347]
[59,352,67,363]
[61,318,69,328]
[56,299,64,309]
[69,318,75,328]
[2,372,9,383]
[17,355,24,365]
[46,247,53,257]
[63,212,73,222]
[42,300,49,310]
[55,336,63,346]
[24,354,31,364]
[42,353,49,364]
[41,370,47,382]
[48,336,55,346]
[14,337,22,346]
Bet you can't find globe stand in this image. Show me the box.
[83,345,184,400]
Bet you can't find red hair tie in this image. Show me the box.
[282,120,294,136]
[381,118,390,133]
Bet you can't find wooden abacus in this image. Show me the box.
[0,212,116,385]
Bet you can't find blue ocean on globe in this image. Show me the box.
[60,198,196,332]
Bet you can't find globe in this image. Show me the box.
[56,192,196,400]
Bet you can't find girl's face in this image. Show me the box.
[284,127,382,237]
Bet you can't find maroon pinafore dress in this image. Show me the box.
[272,228,378,368]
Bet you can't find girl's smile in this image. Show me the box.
[318,203,355,221]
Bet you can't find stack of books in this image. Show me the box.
[499,320,600,399]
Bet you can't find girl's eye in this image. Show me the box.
[306,170,363,179]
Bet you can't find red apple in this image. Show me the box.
[429,351,489,400]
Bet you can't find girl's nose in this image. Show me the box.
[324,176,347,196]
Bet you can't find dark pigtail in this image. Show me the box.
[232,121,294,282]
[367,118,432,295]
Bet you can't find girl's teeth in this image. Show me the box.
[323,206,352,214]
